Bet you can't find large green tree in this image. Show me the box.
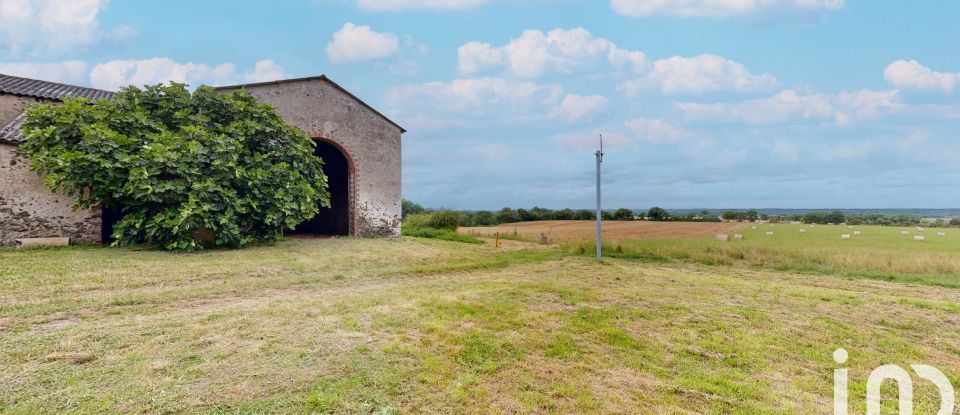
[647,207,670,221]
[19,83,330,251]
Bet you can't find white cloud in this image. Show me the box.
[610,0,844,18]
[0,60,86,83]
[620,54,778,95]
[0,0,130,55]
[325,23,399,64]
[356,0,489,11]
[884,60,958,92]
[624,117,693,143]
[243,59,289,83]
[89,58,237,90]
[832,89,902,125]
[553,130,631,151]
[552,94,608,122]
[678,89,901,125]
[386,77,598,129]
[457,41,504,74]
[457,27,645,78]
[387,77,563,115]
[103,24,137,43]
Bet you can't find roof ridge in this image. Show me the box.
[214,75,405,133]
[0,73,115,101]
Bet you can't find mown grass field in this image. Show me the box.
[570,222,960,288]
[2,233,960,414]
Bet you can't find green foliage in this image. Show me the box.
[551,208,573,220]
[612,208,635,221]
[401,212,481,244]
[403,213,433,230]
[18,83,330,251]
[800,210,846,224]
[428,210,461,231]
[721,210,759,222]
[401,199,424,218]
[402,227,483,244]
[647,207,670,221]
[496,207,520,224]
[575,209,594,220]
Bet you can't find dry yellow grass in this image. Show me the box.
[460,220,746,243]
[2,237,959,413]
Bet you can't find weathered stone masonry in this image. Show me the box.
[216,76,404,237]
[1,73,404,245]
[0,76,112,246]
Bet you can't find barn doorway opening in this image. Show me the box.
[101,206,123,244]
[289,139,351,236]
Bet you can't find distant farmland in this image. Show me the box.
[459,220,746,243]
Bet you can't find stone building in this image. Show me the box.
[0,74,114,246]
[0,73,404,246]
[216,76,404,237]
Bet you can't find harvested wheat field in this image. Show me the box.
[459,220,746,243]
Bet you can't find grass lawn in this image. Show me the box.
[2,236,960,413]
[575,223,960,288]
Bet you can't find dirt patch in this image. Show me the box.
[461,220,747,243]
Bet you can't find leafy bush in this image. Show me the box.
[401,199,424,218]
[428,210,461,231]
[403,213,433,230]
[401,211,481,244]
[19,83,330,251]
[402,226,483,244]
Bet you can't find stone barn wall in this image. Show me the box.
[0,94,50,126]
[0,93,102,246]
[216,77,403,237]
[0,142,101,245]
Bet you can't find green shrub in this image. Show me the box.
[402,227,483,244]
[428,210,461,231]
[401,212,480,244]
[403,213,433,230]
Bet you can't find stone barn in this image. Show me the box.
[0,74,114,246]
[215,76,404,237]
[0,73,404,246]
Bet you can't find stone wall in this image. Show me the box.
[217,78,403,237]
[0,142,101,245]
[0,94,50,126]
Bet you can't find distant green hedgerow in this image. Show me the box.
[402,212,482,244]
[19,83,330,251]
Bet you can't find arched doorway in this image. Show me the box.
[289,138,352,236]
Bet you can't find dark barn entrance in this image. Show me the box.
[101,206,123,244]
[289,139,351,236]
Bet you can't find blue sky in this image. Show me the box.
[2,0,959,210]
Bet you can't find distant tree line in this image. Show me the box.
[403,201,960,228]
[783,211,960,227]
[403,201,730,227]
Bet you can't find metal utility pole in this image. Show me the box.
[595,134,603,261]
